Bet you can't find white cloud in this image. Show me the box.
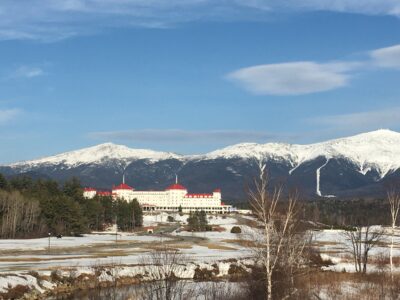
[0,109,21,124]
[11,66,44,79]
[370,44,400,69]
[227,61,355,95]
[0,0,400,41]
[226,43,400,96]
[89,129,281,144]
[247,0,400,16]
[308,107,400,130]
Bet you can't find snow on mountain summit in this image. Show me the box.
[205,142,296,162]
[205,129,400,178]
[11,143,183,168]
[315,129,400,178]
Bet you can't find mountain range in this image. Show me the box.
[1,129,400,202]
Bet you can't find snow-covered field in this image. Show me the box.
[2,214,399,274]
[0,233,166,251]
[0,213,252,295]
[2,213,400,298]
[0,214,250,274]
[313,227,400,273]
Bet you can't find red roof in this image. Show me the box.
[97,191,112,196]
[112,183,134,190]
[84,187,96,192]
[213,188,221,193]
[165,183,187,190]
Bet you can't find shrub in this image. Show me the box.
[50,270,63,282]
[231,226,242,234]
[0,285,30,299]
[167,216,174,222]
[28,271,40,279]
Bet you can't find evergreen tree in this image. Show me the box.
[100,196,115,224]
[199,210,208,230]
[132,199,143,228]
[0,173,8,190]
[187,211,199,231]
[63,177,83,200]
[82,197,104,230]
[9,175,33,191]
[40,194,87,235]
[115,199,143,231]
[188,211,209,231]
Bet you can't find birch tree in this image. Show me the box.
[387,188,400,279]
[0,191,41,238]
[248,162,301,300]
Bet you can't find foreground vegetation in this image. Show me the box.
[1,170,400,299]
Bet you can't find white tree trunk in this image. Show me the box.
[390,225,394,278]
[266,223,272,300]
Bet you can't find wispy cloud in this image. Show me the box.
[370,44,400,69]
[0,108,21,124]
[227,61,357,96]
[89,129,283,144]
[10,66,45,79]
[0,0,400,41]
[308,107,400,131]
[251,0,400,16]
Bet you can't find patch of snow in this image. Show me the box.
[316,158,335,197]
[0,274,45,293]
[207,216,237,225]
[143,212,188,227]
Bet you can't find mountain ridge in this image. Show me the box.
[8,129,400,178]
[2,129,399,201]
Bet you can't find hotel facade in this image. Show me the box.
[84,181,232,214]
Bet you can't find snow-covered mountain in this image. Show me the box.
[206,129,400,179]
[2,129,400,201]
[10,143,183,170]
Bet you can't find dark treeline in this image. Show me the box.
[0,174,142,239]
[302,198,390,227]
[232,197,390,227]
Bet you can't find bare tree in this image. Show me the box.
[281,228,310,294]
[140,246,192,300]
[0,191,41,238]
[387,188,400,279]
[342,225,384,273]
[197,281,245,300]
[247,162,303,300]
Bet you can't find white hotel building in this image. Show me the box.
[84,181,232,214]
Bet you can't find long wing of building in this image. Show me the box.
[84,182,232,213]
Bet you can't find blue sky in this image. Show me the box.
[1,1,400,163]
